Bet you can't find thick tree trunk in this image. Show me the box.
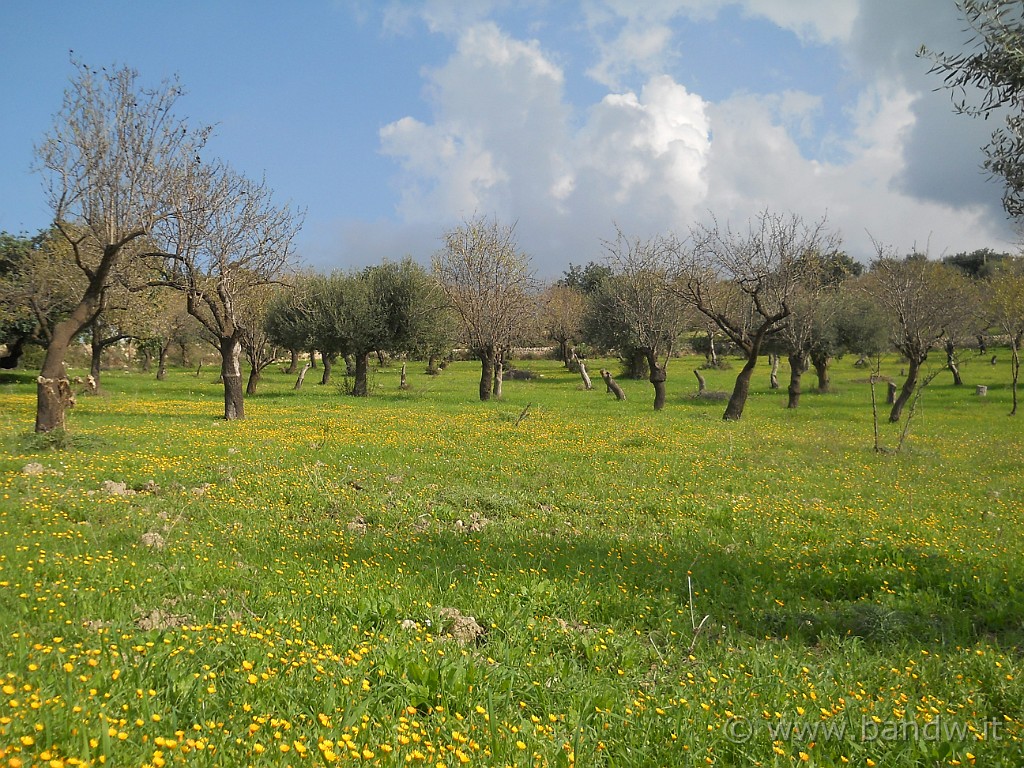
[559,340,570,366]
[723,353,758,421]
[811,351,830,392]
[426,355,440,375]
[320,353,334,385]
[769,353,780,389]
[478,350,495,401]
[887,381,897,405]
[246,366,260,395]
[647,352,667,411]
[600,369,626,400]
[889,357,921,423]
[578,359,593,390]
[220,336,245,420]
[344,355,356,377]
[787,353,807,409]
[352,352,370,396]
[492,356,504,399]
[294,362,310,390]
[286,349,300,374]
[694,368,706,393]
[946,340,963,386]
[35,321,80,433]
[178,340,190,368]
[140,348,152,373]
[157,344,169,381]
[309,349,318,369]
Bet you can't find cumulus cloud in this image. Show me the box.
[369,1,1016,275]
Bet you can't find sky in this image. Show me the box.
[0,0,1019,277]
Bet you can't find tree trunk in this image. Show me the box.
[352,352,370,396]
[286,348,300,374]
[320,353,334,385]
[377,350,388,368]
[426,355,440,375]
[478,349,495,401]
[246,365,260,395]
[309,349,318,369]
[787,353,806,409]
[0,337,26,369]
[887,381,897,405]
[946,339,963,386]
[157,344,169,381]
[647,352,667,411]
[492,356,504,399]
[694,369,706,393]
[559,339,570,366]
[769,353,780,389]
[625,349,648,379]
[707,330,718,367]
[578,359,593,390]
[140,348,152,373]
[400,362,408,390]
[35,321,80,433]
[90,325,104,390]
[178,340,190,367]
[600,369,626,400]
[723,353,758,421]
[889,357,921,423]
[811,351,830,392]
[1011,336,1020,417]
[294,362,311,390]
[220,336,245,420]
[344,355,356,377]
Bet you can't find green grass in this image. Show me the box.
[0,352,1022,766]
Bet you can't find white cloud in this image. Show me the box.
[367,2,1016,276]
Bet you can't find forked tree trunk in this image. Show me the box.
[578,359,592,390]
[811,351,830,392]
[220,336,245,420]
[157,344,169,381]
[647,352,667,411]
[352,352,370,396]
[478,349,495,401]
[294,362,311,390]
[601,369,626,400]
[787,352,807,409]
[723,352,758,421]
[889,356,922,422]
[707,330,718,367]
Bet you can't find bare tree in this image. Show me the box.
[677,211,837,420]
[863,250,973,422]
[32,61,209,431]
[433,216,535,401]
[595,230,691,410]
[157,162,301,419]
[539,284,585,365]
[989,267,1024,415]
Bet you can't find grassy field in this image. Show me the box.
[0,351,1022,767]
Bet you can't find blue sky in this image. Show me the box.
[0,1,1016,276]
